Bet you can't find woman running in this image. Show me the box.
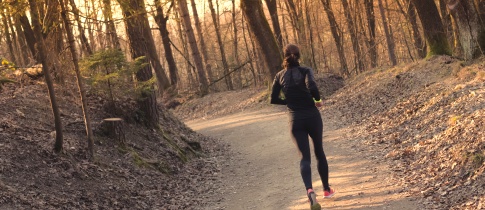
[270,44,335,210]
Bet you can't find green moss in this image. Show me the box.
[147,161,171,174]
[159,128,189,163]
[117,145,129,154]
[131,151,150,168]
[426,36,452,58]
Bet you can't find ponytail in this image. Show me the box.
[282,44,301,68]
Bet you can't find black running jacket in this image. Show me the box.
[270,66,321,120]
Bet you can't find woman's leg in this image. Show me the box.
[308,115,330,191]
[290,119,313,190]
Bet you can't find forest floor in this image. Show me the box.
[0,55,483,209]
[172,55,485,209]
[0,73,227,208]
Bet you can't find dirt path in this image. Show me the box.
[186,108,420,210]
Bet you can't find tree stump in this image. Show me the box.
[103,118,125,145]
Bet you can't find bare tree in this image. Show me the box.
[364,0,377,68]
[411,0,451,56]
[1,5,18,65]
[118,0,159,127]
[341,0,364,72]
[264,0,283,49]
[177,0,209,95]
[102,0,121,49]
[12,14,32,65]
[321,0,349,76]
[154,0,179,88]
[232,0,242,88]
[174,8,196,90]
[304,0,317,70]
[7,13,21,64]
[286,0,312,67]
[68,0,93,55]
[189,0,213,82]
[241,13,258,86]
[59,0,94,158]
[208,0,233,90]
[378,0,397,66]
[241,0,282,81]
[447,0,485,60]
[44,0,63,55]
[17,12,38,63]
[398,0,427,58]
[28,0,64,152]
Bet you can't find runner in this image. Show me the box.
[270,44,335,210]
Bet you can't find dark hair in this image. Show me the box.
[283,44,300,68]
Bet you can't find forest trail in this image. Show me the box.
[186,107,419,210]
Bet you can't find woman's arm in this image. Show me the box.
[270,74,287,105]
[304,68,321,101]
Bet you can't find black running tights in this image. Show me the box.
[290,115,330,191]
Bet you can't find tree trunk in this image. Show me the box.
[264,0,283,49]
[447,0,464,57]
[18,13,38,63]
[154,0,179,88]
[7,13,23,66]
[175,9,196,90]
[364,0,377,68]
[1,8,18,65]
[241,0,282,82]
[378,0,397,66]
[118,0,159,127]
[341,0,364,72]
[69,0,93,55]
[42,0,64,81]
[242,13,258,87]
[189,0,213,82]
[439,0,454,44]
[286,0,312,67]
[412,0,452,56]
[305,0,317,70]
[177,0,209,95]
[122,0,171,92]
[59,0,95,159]
[85,1,96,52]
[280,0,289,46]
[404,0,427,58]
[13,14,31,65]
[208,0,233,90]
[321,0,349,76]
[448,0,485,60]
[283,1,298,44]
[102,0,121,49]
[28,0,64,152]
[44,0,63,54]
[145,33,171,92]
[232,0,242,88]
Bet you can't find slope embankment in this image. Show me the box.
[177,55,484,209]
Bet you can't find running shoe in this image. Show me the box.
[323,188,335,198]
[307,189,321,210]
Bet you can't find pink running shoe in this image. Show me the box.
[323,188,335,198]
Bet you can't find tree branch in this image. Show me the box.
[208,60,251,87]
